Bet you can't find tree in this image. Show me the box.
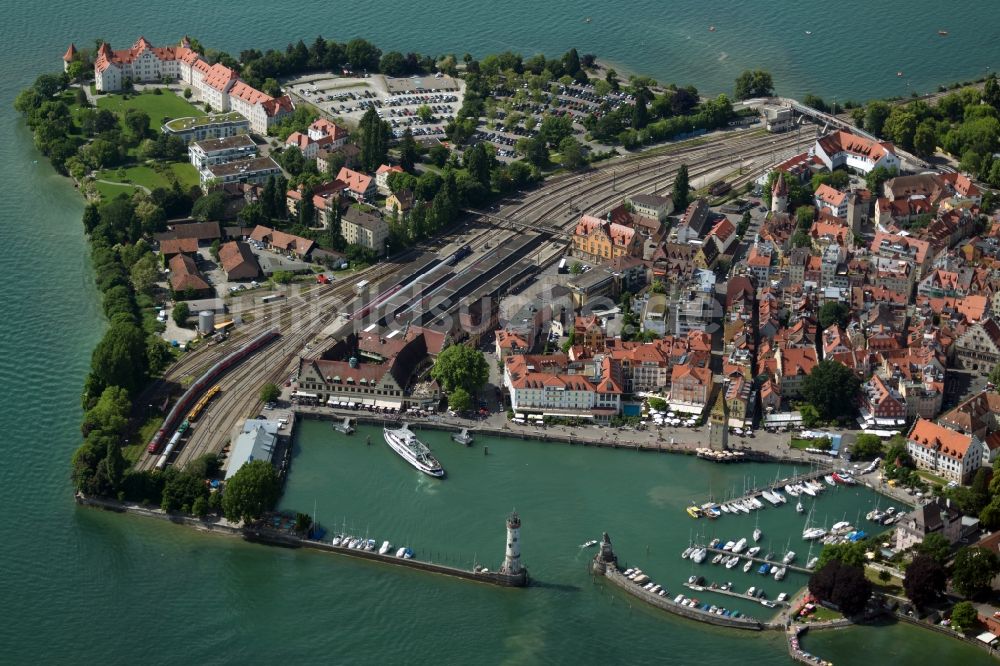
[791,229,811,248]
[796,205,816,230]
[904,554,947,609]
[431,344,490,394]
[191,190,226,221]
[463,143,492,188]
[448,387,473,413]
[817,540,868,570]
[883,107,917,151]
[808,559,872,617]
[538,114,573,148]
[632,95,649,129]
[913,119,938,157]
[129,253,159,296]
[734,70,774,100]
[222,459,281,523]
[818,301,851,330]
[398,128,418,172]
[518,136,549,167]
[952,601,980,633]
[672,164,690,212]
[951,546,1000,598]
[259,383,280,404]
[123,108,151,143]
[427,143,449,167]
[802,360,862,421]
[864,101,892,137]
[865,166,897,196]
[558,136,586,170]
[238,201,267,227]
[915,533,951,565]
[986,76,1000,112]
[87,320,148,399]
[851,434,884,461]
[172,301,189,327]
[358,107,391,171]
[379,51,407,77]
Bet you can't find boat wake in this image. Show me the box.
[718,52,728,62]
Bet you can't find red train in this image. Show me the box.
[147,329,280,455]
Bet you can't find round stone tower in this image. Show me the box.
[771,174,788,214]
[500,511,522,575]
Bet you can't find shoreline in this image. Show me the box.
[75,492,528,588]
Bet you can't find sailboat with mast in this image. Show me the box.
[753,513,762,543]
[802,503,826,540]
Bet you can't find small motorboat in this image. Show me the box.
[331,535,343,546]
[726,556,740,569]
[722,541,736,552]
[804,30,813,36]
[732,538,748,554]
[708,25,716,32]
[364,539,377,552]
[713,553,725,565]
[743,560,753,573]
[709,538,721,549]
[396,547,408,558]
[378,540,392,555]
[824,475,837,486]
[758,563,771,575]
[897,71,904,77]
[806,557,819,569]
[783,551,796,564]
[773,566,787,581]
[403,548,414,559]
[938,30,948,36]
[753,527,762,542]
[580,540,599,549]
[747,546,761,557]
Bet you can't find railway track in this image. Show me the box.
[146,123,820,471]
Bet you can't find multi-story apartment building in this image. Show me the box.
[188,134,257,170]
[341,207,389,255]
[906,418,983,484]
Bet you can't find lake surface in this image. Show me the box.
[3,2,1000,663]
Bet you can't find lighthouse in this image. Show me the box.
[500,510,522,575]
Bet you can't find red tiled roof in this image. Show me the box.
[337,167,374,195]
[908,418,973,460]
[229,80,272,106]
[575,214,636,247]
[818,130,896,164]
[203,63,237,92]
[63,43,77,62]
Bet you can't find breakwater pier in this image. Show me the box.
[591,533,772,631]
[76,493,528,588]
[701,546,813,575]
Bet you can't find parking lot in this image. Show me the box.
[284,72,465,138]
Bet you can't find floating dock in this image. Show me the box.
[694,469,832,517]
[683,582,789,607]
[700,546,813,575]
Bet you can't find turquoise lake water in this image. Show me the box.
[3,2,999,663]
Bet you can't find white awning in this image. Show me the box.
[667,403,705,415]
[374,400,397,409]
[977,632,997,645]
[294,391,318,398]
[541,412,596,419]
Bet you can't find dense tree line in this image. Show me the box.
[855,78,1000,183]
[583,91,734,148]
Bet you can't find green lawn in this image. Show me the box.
[96,90,204,131]
[97,162,200,194]
[917,470,948,486]
[93,179,143,200]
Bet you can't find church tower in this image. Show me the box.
[708,384,730,451]
[500,511,522,575]
[771,174,788,215]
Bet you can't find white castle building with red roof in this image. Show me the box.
[91,37,293,134]
[813,130,900,176]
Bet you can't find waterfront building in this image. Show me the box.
[503,353,622,421]
[906,418,984,484]
[295,330,442,409]
[813,130,900,176]
[225,419,280,480]
[776,346,818,400]
[162,112,250,144]
[200,156,282,189]
[62,43,77,72]
[94,37,293,134]
[894,497,964,551]
[188,134,257,170]
[760,103,795,133]
[668,363,712,414]
[341,207,389,255]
